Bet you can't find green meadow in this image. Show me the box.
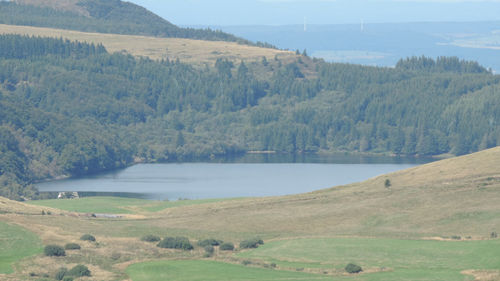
[0,222,42,274]
[126,260,331,281]
[27,197,239,214]
[27,197,150,214]
[238,238,500,280]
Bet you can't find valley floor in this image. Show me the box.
[1,147,500,280]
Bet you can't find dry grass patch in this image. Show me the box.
[463,270,500,281]
[0,24,297,67]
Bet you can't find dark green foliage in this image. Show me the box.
[0,34,106,60]
[1,34,500,199]
[451,235,462,240]
[80,234,96,242]
[44,245,65,257]
[396,56,489,74]
[204,245,215,255]
[241,260,252,266]
[140,235,161,242]
[345,263,363,274]
[491,232,498,239]
[219,243,235,251]
[157,237,194,250]
[54,268,68,281]
[197,239,223,247]
[67,265,91,277]
[62,277,74,281]
[239,238,264,249]
[385,179,392,188]
[64,243,81,250]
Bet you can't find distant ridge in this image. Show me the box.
[0,0,272,46]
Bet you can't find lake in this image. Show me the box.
[36,154,434,200]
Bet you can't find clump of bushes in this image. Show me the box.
[198,238,223,247]
[219,242,235,251]
[80,234,96,242]
[44,245,66,257]
[67,265,91,277]
[491,232,498,238]
[239,238,264,249]
[345,263,363,274]
[55,268,68,280]
[384,179,392,188]
[204,245,215,254]
[241,260,252,266]
[157,237,194,250]
[203,245,215,257]
[141,234,161,242]
[64,243,81,250]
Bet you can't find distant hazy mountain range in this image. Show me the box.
[205,22,500,71]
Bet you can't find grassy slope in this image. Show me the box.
[0,222,42,274]
[26,197,239,214]
[1,148,500,280]
[238,238,500,280]
[142,147,500,240]
[127,260,331,281]
[0,24,295,67]
[27,197,151,214]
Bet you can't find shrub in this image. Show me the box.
[198,238,223,247]
[63,277,74,281]
[67,265,91,277]
[44,245,66,257]
[219,242,234,251]
[64,243,81,250]
[345,263,363,274]
[55,268,68,281]
[491,232,498,238]
[157,237,194,250]
[241,260,252,266]
[141,234,161,242]
[80,234,96,242]
[451,235,461,240]
[204,245,214,254]
[111,252,121,261]
[384,179,392,188]
[239,238,264,249]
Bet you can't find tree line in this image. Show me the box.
[0,35,499,200]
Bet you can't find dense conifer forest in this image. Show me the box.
[1,34,500,199]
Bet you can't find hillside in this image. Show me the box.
[0,24,295,67]
[144,146,500,238]
[0,0,265,45]
[1,34,499,199]
[0,148,499,280]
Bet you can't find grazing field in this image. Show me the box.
[238,237,500,280]
[1,148,500,280]
[27,197,151,214]
[126,260,331,281]
[26,197,239,214]
[0,24,296,67]
[0,222,42,274]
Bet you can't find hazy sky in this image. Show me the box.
[127,0,500,26]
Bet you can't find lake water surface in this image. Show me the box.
[37,154,434,200]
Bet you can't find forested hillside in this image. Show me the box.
[0,0,271,46]
[1,35,500,200]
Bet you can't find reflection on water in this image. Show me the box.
[37,154,434,200]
